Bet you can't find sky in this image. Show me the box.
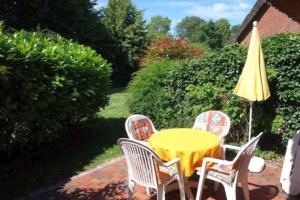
[96,0,256,33]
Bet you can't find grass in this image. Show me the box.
[0,87,130,199]
[98,87,130,119]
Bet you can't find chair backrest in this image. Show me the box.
[118,138,162,188]
[193,110,230,141]
[125,114,157,141]
[280,130,300,195]
[232,132,263,179]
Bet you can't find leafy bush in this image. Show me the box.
[128,60,181,126]
[129,33,300,145]
[255,148,279,160]
[0,23,112,153]
[141,38,205,65]
[263,33,300,144]
[129,45,249,139]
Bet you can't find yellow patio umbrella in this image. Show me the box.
[233,21,270,141]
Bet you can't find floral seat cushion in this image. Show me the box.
[129,117,154,141]
[206,163,237,185]
[155,165,178,184]
[195,111,229,136]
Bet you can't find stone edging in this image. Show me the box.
[18,156,125,200]
[71,155,125,180]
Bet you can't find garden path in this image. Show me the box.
[29,157,300,200]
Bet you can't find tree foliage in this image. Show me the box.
[0,0,101,46]
[176,17,239,50]
[175,16,205,40]
[100,0,148,84]
[147,15,171,40]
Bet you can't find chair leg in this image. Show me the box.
[146,187,151,195]
[128,180,135,200]
[157,185,165,200]
[240,177,250,200]
[177,177,186,200]
[195,173,206,200]
[224,184,236,200]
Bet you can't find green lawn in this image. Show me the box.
[0,87,130,199]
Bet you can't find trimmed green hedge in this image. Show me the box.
[263,34,300,143]
[0,23,112,153]
[128,33,300,145]
[128,60,181,126]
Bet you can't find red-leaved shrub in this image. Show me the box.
[141,38,205,65]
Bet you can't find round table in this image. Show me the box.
[149,128,221,177]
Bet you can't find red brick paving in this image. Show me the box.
[31,158,300,200]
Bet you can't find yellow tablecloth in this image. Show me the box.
[149,128,221,177]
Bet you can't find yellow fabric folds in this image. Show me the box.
[149,128,221,177]
[233,24,270,101]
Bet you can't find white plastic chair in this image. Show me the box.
[195,132,263,200]
[193,110,231,145]
[125,114,157,145]
[280,130,300,195]
[118,138,185,200]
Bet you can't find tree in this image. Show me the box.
[100,0,148,84]
[0,0,101,46]
[176,16,205,40]
[177,17,239,50]
[215,18,231,46]
[199,20,224,49]
[147,15,171,40]
[230,24,240,38]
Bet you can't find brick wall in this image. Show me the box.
[241,3,300,44]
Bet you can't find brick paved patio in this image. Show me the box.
[30,157,299,200]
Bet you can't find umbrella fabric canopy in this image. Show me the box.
[233,21,270,141]
[234,22,270,101]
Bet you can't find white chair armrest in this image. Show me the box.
[223,144,241,151]
[222,144,241,155]
[161,158,182,175]
[130,138,149,146]
[163,158,180,167]
[202,157,232,166]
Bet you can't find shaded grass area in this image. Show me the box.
[0,87,130,200]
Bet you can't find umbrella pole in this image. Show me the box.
[248,101,265,173]
[248,101,253,141]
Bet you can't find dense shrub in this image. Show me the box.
[130,45,248,138]
[129,33,300,145]
[141,38,205,65]
[263,34,300,144]
[128,60,181,125]
[0,23,112,153]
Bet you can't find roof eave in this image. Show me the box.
[231,0,268,43]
